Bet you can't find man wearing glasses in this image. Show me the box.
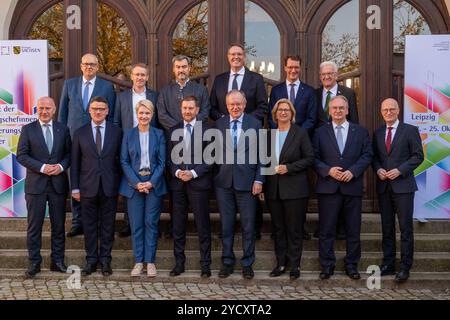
[58,53,116,238]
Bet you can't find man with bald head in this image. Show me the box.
[372,98,424,282]
[58,53,116,237]
[17,97,72,278]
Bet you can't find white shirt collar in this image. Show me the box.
[132,87,146,95]
[176,79,190,88]
[83,76,96,85]
[184,119,197,127]
[39,120,53,127]
[91,120,106,128]
[230,67,246,76]
[387,119,400,129]
[230,113,245,124]
[286,79,300,87]
[332,120,349,130]
[324,83,338,95]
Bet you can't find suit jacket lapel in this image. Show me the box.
[126,90,134,127]
[326,124,341,155]
[148,128,156,167]
[343,123,356,155]
[237,114,249,150]
[34,121,50,156]
[77,77,84,108]
[294,82,305,105]
[51,123,63,156]
[279,126,296,161]
[389,122,403,154]
[240,68,250,93]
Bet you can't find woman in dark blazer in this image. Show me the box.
[264,98,315,280]
[119,100,167,277]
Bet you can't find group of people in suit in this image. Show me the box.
[17,44,424,283]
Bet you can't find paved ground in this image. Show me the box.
[0,278,449,300]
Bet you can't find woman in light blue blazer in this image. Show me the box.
[119,100,167,277]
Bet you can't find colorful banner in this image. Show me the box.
[0,40,48,217]
[404,35,450,220]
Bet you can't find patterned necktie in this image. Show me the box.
[386,127,393,154]
[43,124,53,153]
[289,83,296,104]
[96,126,102,155]
[336,125,344,154]
[83,81,91,111]
[232,120,238,150]
[324,90,332,120]
[232,74,239,90]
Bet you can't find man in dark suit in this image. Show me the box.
[315,60,359,240]
[157,55,210,132]
[315,61,358,127]
[17,97,71,278]
[214,90,264,280]
[313,95,372,281]
[268,55,317,133]
[114,63,159,238]
[210,43,268,122]
[373,98,424,282]
[58,53,116,238]
[210,43,268,239]
[168,96,213,278]
[71,96,122,277]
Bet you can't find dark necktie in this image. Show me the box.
[386,127,393,154]
[232,74,239,90]
[289,83,296,104]
[232,120,238,150]
[96,126,102,155]
[324,90,332,120]
[185,123,192,147]
[336,125,344,154]
[83,81,91,111]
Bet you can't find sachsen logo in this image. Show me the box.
[13,46,21,55]
[12,46,41,55]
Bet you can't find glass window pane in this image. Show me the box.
[321,0,359,73]
[245,1,281,81]
[97,2,132,77]
[28,2,63,60]
[393,0,431,54]
[173,1,208,77]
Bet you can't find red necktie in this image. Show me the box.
[386,127,393,154]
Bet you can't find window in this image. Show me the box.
[245,1,281,81]
[97,2,132,77]
[393,0,431,54]
[321,0,359,74]
[172,1,208,77]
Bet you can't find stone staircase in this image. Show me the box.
[1,207,449,289]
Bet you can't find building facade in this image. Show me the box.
[1,0,450,208]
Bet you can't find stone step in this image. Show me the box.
[1,269,449,290]
[1,250,449,272]
[1,213,449,234]
[1,231,449,252]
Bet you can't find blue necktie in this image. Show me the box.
[43,124,53,153]
[232,120,238,150]
[289,83,296,104]
[83,81,91,111]
[336,125,344,154]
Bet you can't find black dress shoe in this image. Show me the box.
[380,264,396,276]
[395,269,410,282]
[242,266,254,280]
[50,262,68,273]
[269,266,286,277]
[201,267,211,278]
[319,266,335,280]
[25,263,41,278]
[82,263,97,276]
[67,226,83,238]
[290,268,300,280]
[345,266,361,280]
[118,225,131,238]
[169,265,185,277]
[101,263,113,276]
[218,264,234,278]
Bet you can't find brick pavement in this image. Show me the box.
[0,278,448,300]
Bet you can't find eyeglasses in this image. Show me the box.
[90,108,107,113]
[382,108,398,114]
[82,63,98,67]
[277,108,291,113]
[320,72,336,77]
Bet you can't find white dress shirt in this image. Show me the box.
[82,76,96,103]
[285,79,301,101]
[132,88,147,127]
[332,120,349,149]
[139,130,150,170]
[38,120,64,173]
[175,119,198,179]
[385,119,399,143]
[228,67,246,92]
[91,120,106,150]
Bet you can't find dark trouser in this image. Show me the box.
[172,187,211,268]
[267,197,307,269]
[26,181,66,264]
[378,187,414,270]
[216,187,257,267]
[318,193,362,268]
[255,200,263,235]
[81,183,117,265]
